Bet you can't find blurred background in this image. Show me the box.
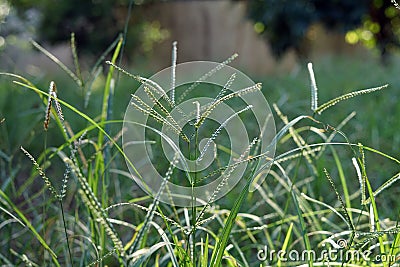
[2,0,400,75]
[0,0,399,175]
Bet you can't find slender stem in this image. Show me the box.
[191,128,199,265]
[43,131,48,264]
[185,139,192,263]
[60,200,73,266]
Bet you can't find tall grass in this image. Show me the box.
[1,36,400,267]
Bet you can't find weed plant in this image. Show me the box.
[0,31,400,267]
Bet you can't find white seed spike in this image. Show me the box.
[193,101,200,124]
[392,0,400,10]
[171,41,177,105]
[308,62,318,112]
[51,91,64,121]
[369,204,375,232]
[352,157,365,205]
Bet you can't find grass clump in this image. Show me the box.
[0,34,399,267]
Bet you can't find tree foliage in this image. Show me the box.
[247,0,400,59]
[9,0,400,60]
[10,0,163,57]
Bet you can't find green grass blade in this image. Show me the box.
[389,228,400,266]
[99,36,123,137]
[209,178,251,267]
[0,189,60,266]
[331,148,351,212]
[92,36,123,253]
[202,234,209,267]
[12,81,144,196]
[148,222,179,267]
[130,241,172,267]
[365,177,388,267]
[277,222,293,267]
[275,162,313,267]
[358,145,400,164]
[359,144,388,266]
[95,35,123,189]
[364,172,400,204]
[0,74,69,141]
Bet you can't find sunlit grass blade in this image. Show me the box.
[96,36,123,152]
[277,223,293,267]
[358,144,400,164]
[147,222,179,267]
[128,241,172,267]
[389,227,400,266]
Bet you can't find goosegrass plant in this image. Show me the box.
[1,35,400,267]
